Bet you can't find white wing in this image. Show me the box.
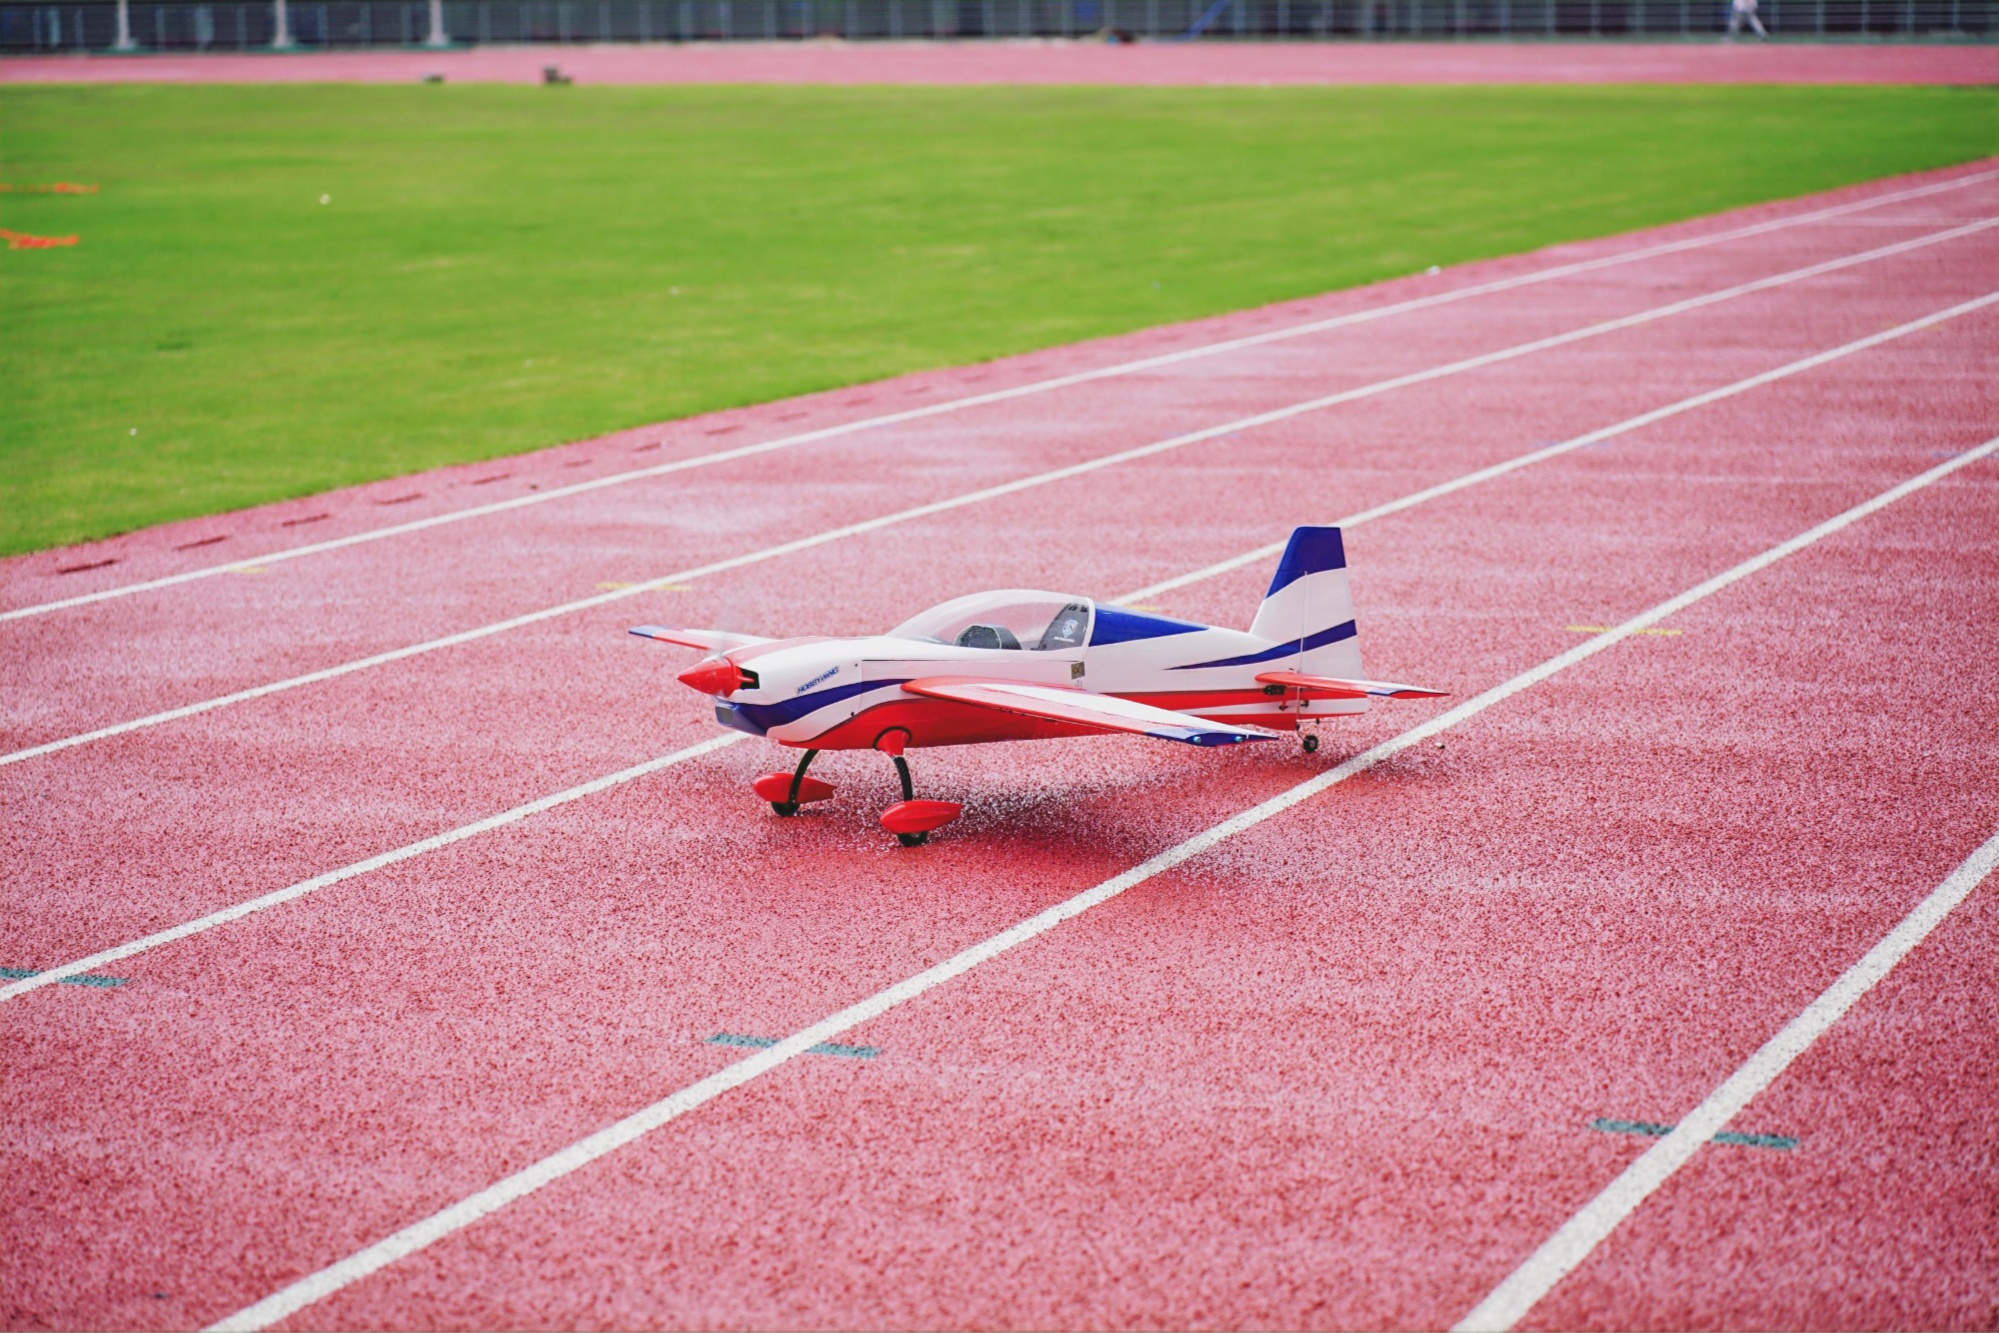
[903,677,1280,748]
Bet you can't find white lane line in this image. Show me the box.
[1117,287,1999,604]
[8,220,1992,769]
[16,296,1987,1009]
[14,301,1986,1009]
[1454,826,1999,1333]
[1815,215,1999,226]
[207,435,1999,1333]
[5,168,1991,625]
[0,733,745,1003]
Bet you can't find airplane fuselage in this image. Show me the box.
[707,605,1366,751]
[632,529,1442,843]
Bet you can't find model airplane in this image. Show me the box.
[632,526,1443,845]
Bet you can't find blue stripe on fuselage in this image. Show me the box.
[1168,619,1356,670]
[1090,605,1209,646]
[724,677,901,733]
[715,701,766,736]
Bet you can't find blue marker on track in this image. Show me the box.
[707,1033,879,1059]
[1591,1116,1797,1150]
[0,965,128,989]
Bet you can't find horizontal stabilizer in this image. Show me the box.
[629,625,772,654]
[904,677,1280,748]
[1255,670,1447,700]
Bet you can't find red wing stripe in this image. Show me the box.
[901,679,1137,736]
[902,677,1279,744]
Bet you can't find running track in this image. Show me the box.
[3,161,1995,1331]
[2,40,1995,86]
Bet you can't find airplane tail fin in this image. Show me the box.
[1249,527,1365,701]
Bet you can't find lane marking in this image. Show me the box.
[0,733,746,1002]
[3,300,1992,1002]
[207,438,1999,1333]
[6,321,1989,998]
[1458,824,1999,1332]
[0,965,127,989]
[1568,625,1682,636]
[706,1033,880,1059]
[1812,215,1998,226]
[1589,1118,1797,1151]
[9,229,1993,770]
[1116,285,1999,604]
[5,169,1991,626]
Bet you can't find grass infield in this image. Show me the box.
[1,83,1992,554]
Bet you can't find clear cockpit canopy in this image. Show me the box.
[889,590,1093,651]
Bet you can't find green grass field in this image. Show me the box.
[1,82,1991,555]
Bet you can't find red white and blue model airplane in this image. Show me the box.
[633,526,1444,845]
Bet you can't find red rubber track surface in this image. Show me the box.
[3,39,1995,87]
[2,163,1995,1331]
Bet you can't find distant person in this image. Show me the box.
[1726,0,1769,39]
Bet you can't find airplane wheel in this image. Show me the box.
[1301,734,1320,753]
[771,801,799,817]
[897,832,929,847]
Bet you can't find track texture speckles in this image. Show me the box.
[2,162,1995,1333]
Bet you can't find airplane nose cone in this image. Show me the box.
[677,657,744,696]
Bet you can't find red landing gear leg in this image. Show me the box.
[752,748,834,816]
[873,729,962,847]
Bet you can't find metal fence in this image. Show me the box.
[4,0,1992,50]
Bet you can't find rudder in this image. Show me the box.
[1249,526,1365,689]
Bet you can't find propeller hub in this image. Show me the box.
[677,657,745,697]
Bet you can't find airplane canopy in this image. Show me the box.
[889,590,1092,652]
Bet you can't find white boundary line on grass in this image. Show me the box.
[208,436,1999,1333]
[3,293,1991,1003]
[4,168,1991,625]
[6,220,1993,769]
[1453,825,1999,1332]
